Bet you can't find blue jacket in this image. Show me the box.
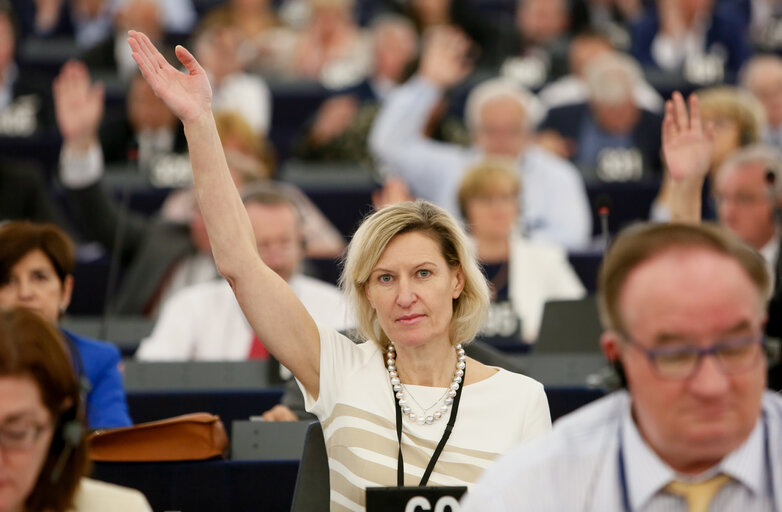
[62,330,132,429]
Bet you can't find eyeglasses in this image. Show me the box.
[622,334,765,380]
[0,422,51,452]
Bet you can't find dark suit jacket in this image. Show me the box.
[767,238,782,390]
[539,102,663,179]
[0,162,64,225]
[65,181,197,315]
[630,5,751,76]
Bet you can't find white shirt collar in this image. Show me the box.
[622,403,766,510]
[760,231,780,282]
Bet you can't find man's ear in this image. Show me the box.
[601,330,622,362]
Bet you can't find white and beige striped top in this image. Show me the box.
[299,326,552,511]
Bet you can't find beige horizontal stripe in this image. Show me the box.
[322,403,395,432]
[328,425,491,486]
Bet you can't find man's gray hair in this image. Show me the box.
[717,144,782,202]
[584,52,642,106]
[464,78,541,132]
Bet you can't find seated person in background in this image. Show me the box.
[463,221,781,510]
[0,158,70,230]
[81,0,175,82]
[370,27,592,250]
[713,146,782,285]
[0,308,151,511]
[135,183,352,361]
[0,3,56,136]
[538,30,663,114]
[0,221,132,429]
[98,72,187,167]
[742,54,782,151]
[457,158,585,346]
[292,14,418,165]
[289,0,372,88]
[652,86,766,221]
[492,0,571,89]
[630,0,751,80]
[192,10,271,136]
[537,51,663,183]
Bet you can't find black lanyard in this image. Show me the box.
[617,412,777,512]
[393,365,465,487]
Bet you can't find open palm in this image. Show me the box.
[128,30,212,124]
[662,92,714,182]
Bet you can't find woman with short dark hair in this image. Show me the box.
[0,221,131,429]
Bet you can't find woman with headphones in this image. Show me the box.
[0,307,151,511]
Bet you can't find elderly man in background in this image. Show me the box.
[135,183,351,361]
[743,54,782,151]
[369,28,592,250]
[538,51,663,183]
[463,221,782,510]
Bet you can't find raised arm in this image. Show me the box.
[127,31,322,398]
[661,91,714,223]
[368,28,473,197]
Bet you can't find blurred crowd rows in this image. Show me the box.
[3,0,782,327]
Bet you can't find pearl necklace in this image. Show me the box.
[386,342,466,425]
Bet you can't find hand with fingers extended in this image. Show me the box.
[419,27,473,89]
[127,30,212,125]
[53,60,105,150]
[662,91,714,183]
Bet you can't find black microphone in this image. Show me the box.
[99,182,131,340]
[595,194,612,253]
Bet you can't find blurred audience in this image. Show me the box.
[293,14,417,164]
[729,0,782,54]
[0,308,151,511]
[98,72,186,168]
[630,0,750,81]
[458,158,585,346]
[538,30,662,113]
[289,0,372,88]
[0,221,132,429]
[652,86,766,221]
[0,158,69,229]
[81,0,174,82]
[713,146,782,283]
[136,183,351,361]
[12,0,194,46]
[193,10,271,136]
[370,28,592,250]
[538,51,663,183]
[54,61,345,316]
[742,54,782,151]
[0,3,55,136]
[494,0,571,90]
[570,0,642,50]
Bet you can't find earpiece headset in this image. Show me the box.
[50,332,91,484]
[49,375,89,484]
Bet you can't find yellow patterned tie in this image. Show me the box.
[664,473,732,512]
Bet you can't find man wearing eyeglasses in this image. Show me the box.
[462,221,782,511]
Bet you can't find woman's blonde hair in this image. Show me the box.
[340,200,490,349]
[457,157,520,221]
[697,86,766,146]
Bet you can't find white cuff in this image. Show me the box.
[59,143,104,189]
